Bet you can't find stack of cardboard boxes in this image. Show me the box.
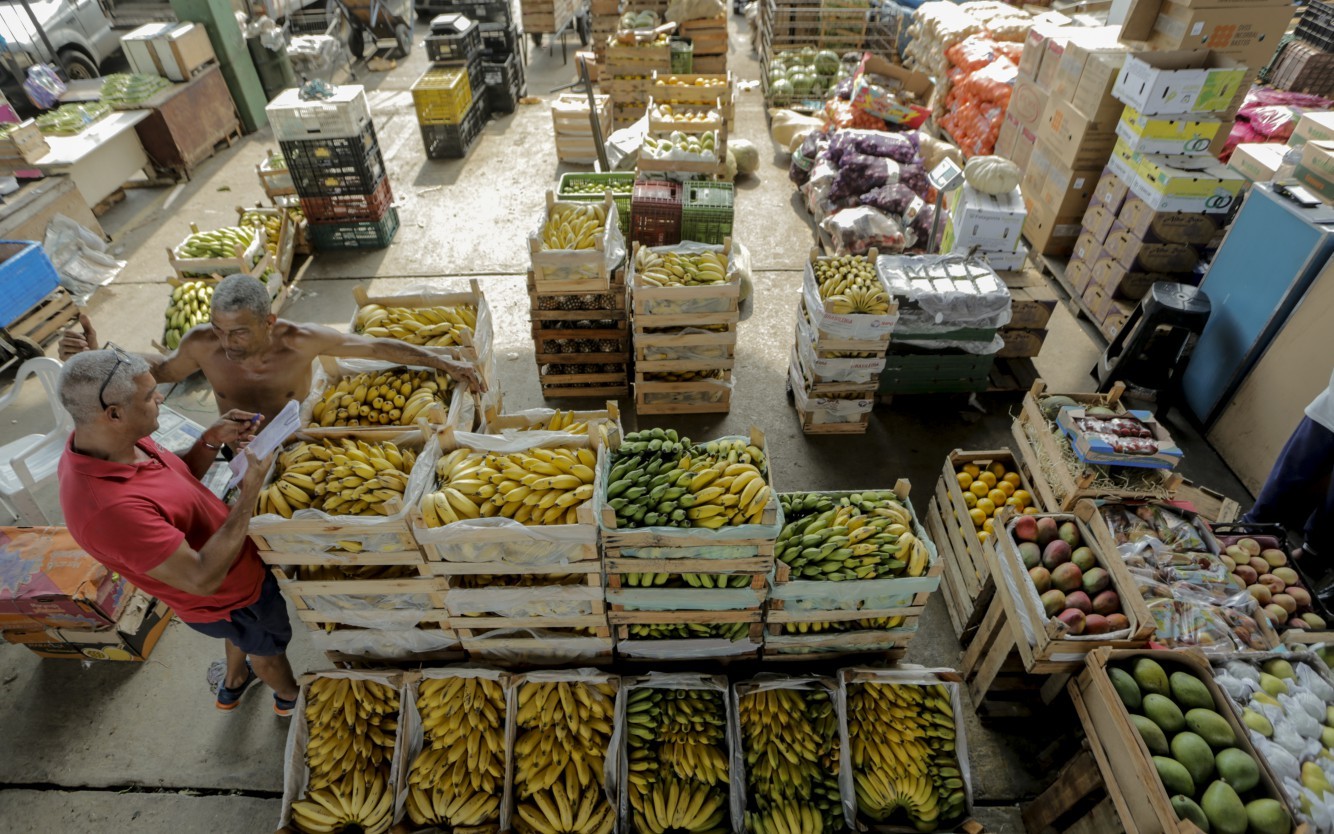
[0,527,172,662]
[942,184,1028,272]
[1066,53,1249,338]
[1231,109,1334,195]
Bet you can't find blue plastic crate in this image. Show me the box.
[0,240,60,329]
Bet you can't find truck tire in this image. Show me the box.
[58,48,97,80]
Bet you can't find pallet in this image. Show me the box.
[1032,254,1136,348]
[986,357,1041,393]
[4,288,78,348]
[959,590,1072,719]
[1021,747,1128,834]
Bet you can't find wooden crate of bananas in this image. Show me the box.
[396,667,509,831]
[734,676,844,833]
[604,561,768,621]
[628,241,740,414]
[348,281,492,366]
[787,355,878,436]
[278,670,405,834]
[930,449,1046,647]
[482,402,624,441]
[167,222,273,284]
[444,572,607,632]
[300,358,472,436]
[840,667,974,832]
[614,613,765,659]
[763,486,940,657]
[617,674,737,832]
[270,564,448,630]
[529,193,624,294]
[236,204,298,282]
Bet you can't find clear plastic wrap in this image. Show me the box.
[307,626,459,659]
[445,585,602,618]
[876,253,1012,327]
[470,631,613,665]
[820,207,907,256]
[826,129,921,165]
[308,592,436,613]
[628,241,742,316]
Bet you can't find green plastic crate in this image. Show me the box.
[308,208,400,251]
[891,326,998,343]
[877,349,994,395]
[557,172,633,237]
[680,180,733,245]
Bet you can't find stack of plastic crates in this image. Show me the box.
[629,178,682,248]
[680,180,733,245]
[416,13,487,159]
[267,85,399,251]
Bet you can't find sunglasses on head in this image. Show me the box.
[98,344,133,410]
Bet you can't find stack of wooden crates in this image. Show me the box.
[603,32,672,128]
[551,93,613,165]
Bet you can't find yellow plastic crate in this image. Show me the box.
[411,68,474,126]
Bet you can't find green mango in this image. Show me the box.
[1170,732,1216,787]
[1144,694,1186,734]
[1169,671,1215,711]
[1154,756,1195,798]
[1186,709,1237,750]
[1200,780,1247,834]
[1214,748,1260,793]
[1133,658,1171,696]
[1171,795,1211,832]
[1244,799,1291,834]
[1110,667,1142,711]
[1132,714,1169,756]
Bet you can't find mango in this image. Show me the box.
[1259,673,1288,697]
[1214,748,1259,793]
[1242,708,1274,738]
[1044,540,1073,570]
[1051,562,1082,592]
[1082,567,1111,595]
[1131,714,1168,755]
[1019,541,1041,569]
[1071,546,1095,571]
[1201,780,1247,834]
[1186,709,1237,749]
[1170,671,1215,711]
[1013,515,1038,542]
[1244,798,1290,834]
[1133,658,1170,696]
[1171,795,1211,832]
[1035,516,1059,547]
[1171,731,1216,786]
[1065,590,1092,614]
[1321,725,1334,748]
[1111,668,1142,711]
[1040,589,1066,617]
[1302,761,1332,794]
[1144,694,1186,734]
[1154,755,1195,798]
[1058,521,1080,548]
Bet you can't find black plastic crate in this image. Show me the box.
[1297,0,1334,49]
[479,24,521,60]
[417,0,513,27]
[483,53,524,114]
[309,207,401,250]
[426,14,483,62]
[420,98,488,159]
[278,121,387,198]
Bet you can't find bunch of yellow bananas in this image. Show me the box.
[625,686,729,834]
[405,675,506,828]
[848,681,966,831]
[310,368,450,429]
[512,679,617,834]
[239,210,282,262]
[259,439,417,519]
[780,615,906,635]
[516,409,591,434]
[287,677,398,834]
[642,368,726,382]
[353,302,477,348]
[542,203,607,250]
[740,687,843,834]
[633,247,729,287]
[605,456,771,530]
[420,446,597,528]
[813,254,892,315]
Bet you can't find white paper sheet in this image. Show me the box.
[227,399,300,488]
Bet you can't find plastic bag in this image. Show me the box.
[820,207,907,256]
[43,214,122,305]
[830,153,902,201]
[666,0,724,21]
[24,65,65,109]
[827,129,921,165]
[824,98,889,131]
[859,183,924,218]
[605,115,649,171]
[769,109,826,150]
[946,34,1001,72]
[789,130,828,186]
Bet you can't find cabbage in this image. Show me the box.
[814,50,840,75]
[730,139,759,176]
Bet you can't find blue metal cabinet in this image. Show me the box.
[1182,184,1334,427]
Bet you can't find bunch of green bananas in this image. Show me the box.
[625,622,752,641]
[621,572,752,588]
[625,686,730,834]
[780,616,905,635]
[740,687,843,834]
[848,681,966,832]
[776,492,931,581]
[605,429,770,530]
[162,280,212,349]
[176,225,259,261]
[100,73,171,108]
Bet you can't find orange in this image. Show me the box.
[1013,489,1032,507]
[968,508,986,527]
[956,472,973,490]
[978,471,997,488]
[988,489,1008,507]
[1002,472,1021,487]
[989,462,1007,479]
[1005,496,1023,509]
[996,481,1015,497]
[982,518,995,535]
[962,464,981,479]
[978,530,991,544]
[976,498,996,517]
[1024,506,1039,515]
[962,491,977,509]
[970,481,990,499]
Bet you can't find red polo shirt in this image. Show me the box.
[58,435,264,624]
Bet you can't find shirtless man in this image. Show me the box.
[59,274,484,424]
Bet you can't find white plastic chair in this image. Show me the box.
[0,357,71,525]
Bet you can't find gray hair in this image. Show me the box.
[212,274,271,321]
[59,350,152,425]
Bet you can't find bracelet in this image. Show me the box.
[201,438,220,450]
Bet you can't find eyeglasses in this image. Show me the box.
[98,345,132,410]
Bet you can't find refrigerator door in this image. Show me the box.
[1181,184,1334,426]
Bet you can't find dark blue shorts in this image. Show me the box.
[185,574,292,656]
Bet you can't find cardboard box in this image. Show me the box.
[1293,162,1334,203]
[1092,168,1130,213]
[1020,22,1075,79]
[121,22,174,78]
[1111,51,1248,116]
[1082,280,1115,320]
[1011,121,1038,170]
[1072,231,1105,264]
[946,184,1027,243]
[1038,34,1074,89]
[850,53,934,127]
[1023,199,1086,256]
[1093,257,1196,301]
[995,111,1020,160]
[1031,139,1103,217]
[1041,97,1120,169]
[1103,224,1201,272]
[1115,106,1224,154]
[1107,138,1247,213]
[1058,406,1183,469]
[998,327,1048,359]
[1289,111,1334,147]
[1009,75,1051,130]
[2,591,173,661]
[1122,0,1296,69]
[121,22,215,81]
[977,244,1029,272]
[1117,196,1220,244]
[0,527,132,632]
[1071,51,1130,123]
[1221,142,1285,181]
[1299,139,1334,180]
[1052,31,1128,101]
[1067,258,1094,293]
[1083,204,1118,242]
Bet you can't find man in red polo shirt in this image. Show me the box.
[56,348,300,715]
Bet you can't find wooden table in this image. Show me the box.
[132,64,242,180]
[27,111,152,207]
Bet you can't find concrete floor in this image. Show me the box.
[0,13,1256,833]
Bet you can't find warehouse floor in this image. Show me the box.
[0,14,1257,833]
